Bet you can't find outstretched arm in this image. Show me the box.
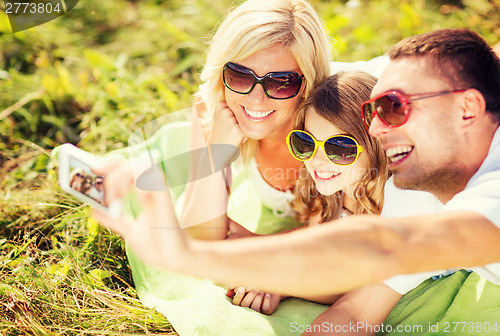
[94,181,500,297]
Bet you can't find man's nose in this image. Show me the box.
[368,113,390,139]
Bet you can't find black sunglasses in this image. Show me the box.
[223,62,303,100]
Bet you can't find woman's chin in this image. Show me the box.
[240,126,270,141]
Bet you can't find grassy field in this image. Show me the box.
[1,0,499,334]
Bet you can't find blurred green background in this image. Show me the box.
[0,0,499,334]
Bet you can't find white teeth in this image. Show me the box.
[386,145,413,163]
[316,171,340,179]
[244,107,274,118]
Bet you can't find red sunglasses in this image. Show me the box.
[361,89,468,129]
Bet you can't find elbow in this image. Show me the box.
[185,227,226,241]
[362,219,411,282]
[183,216,229,241]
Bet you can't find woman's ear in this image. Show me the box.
[461,88,486,125]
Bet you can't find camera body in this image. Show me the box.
[58,143,121,218]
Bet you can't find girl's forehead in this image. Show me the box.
[304,108,344,139]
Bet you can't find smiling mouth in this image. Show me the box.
[315,171,341,181]
[386,145,413,164]
[243,106,275,119]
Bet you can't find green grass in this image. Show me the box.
[1,0,499,334]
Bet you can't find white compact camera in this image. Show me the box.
[58,143,121,218]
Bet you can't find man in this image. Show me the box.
[88,175,105,204]
[96,29,500,298]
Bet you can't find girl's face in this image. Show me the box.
[83,177,92,188]
[224,44,304,140]
[303,108,370,196]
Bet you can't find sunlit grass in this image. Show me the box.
[1,160,175,334]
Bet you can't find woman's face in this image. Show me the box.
[303,108,370,196]
[224,44,304,140]
[74,171,83,181]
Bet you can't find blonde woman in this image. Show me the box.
[99,0,335,334]
[181,0,332,241]
[69,168,85,192]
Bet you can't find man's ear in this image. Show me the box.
[461,88,486,125]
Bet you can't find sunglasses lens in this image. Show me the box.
[223,63,254,94]
[362,103,374,129]
[325,136,359,165]
[264,73,302,99]
[377,93,406,126]
[289,131,316,161]
[362,93,408,128]
[223,63,302,99]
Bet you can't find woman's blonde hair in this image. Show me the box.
[198,0,332,161]
[291,71,388,224]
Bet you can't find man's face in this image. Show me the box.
[368,57,467,198]
[95,177,104,192]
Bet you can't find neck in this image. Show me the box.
[433,188,464,205]
[255,118,302,190]
[435,123,498,204]
[342,191,357,214]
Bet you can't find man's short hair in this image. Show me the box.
[388,29,500,121]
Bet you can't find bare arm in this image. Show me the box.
[95,186,500,297]
[303,284,402,336]
[226,221,341,310]
[180,101,243,240]
[177,210,500,295]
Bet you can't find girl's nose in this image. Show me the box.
[310,145,330,167]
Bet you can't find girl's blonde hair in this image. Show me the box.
[291,71,388,224]
[198,0,332,161]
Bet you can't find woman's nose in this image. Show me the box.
[246,83,267,103]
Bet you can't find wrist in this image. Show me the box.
[202,144,240,172]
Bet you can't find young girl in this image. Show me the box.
[292,71,401,334]
[291,71,387,225]
[230,71,401,329]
